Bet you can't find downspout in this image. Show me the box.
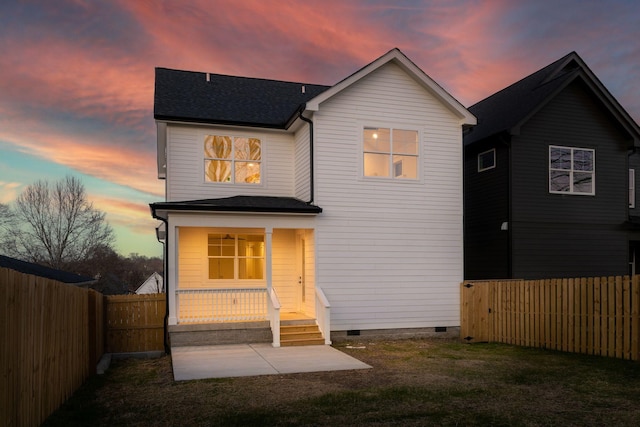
[298,111,315,205]
[628,146,637,275]
[503,135,513,279]
[154,213,170,355]
[629,146,637,221]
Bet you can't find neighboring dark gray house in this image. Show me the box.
[464,52,640,280]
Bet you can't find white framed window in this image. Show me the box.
[204,135,262,184]
[478,148,496,172]
[363,127,419,180]
[630,169,635,208]
[207,234,265,280]
[549,146,595,195]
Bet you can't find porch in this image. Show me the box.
[163,221,328,347]
[168,286,331,348]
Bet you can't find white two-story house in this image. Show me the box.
[151,48,476,347]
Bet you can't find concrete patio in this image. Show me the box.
[171,343,371,381]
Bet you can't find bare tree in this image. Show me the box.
[0,203,17,254]
[0,203,15,229]
[5,176,115,269]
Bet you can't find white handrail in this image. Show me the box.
[176,288,267,323]
[268,288,281,347]
[315,287,331,344]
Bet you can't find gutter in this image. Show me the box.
[297,109,315,205]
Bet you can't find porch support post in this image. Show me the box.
[167,224,178,325]
[265,227,280,347]
[265,227,273,292]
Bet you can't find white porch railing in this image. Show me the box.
[267,288,281,347]
[177,288,267,323]
[315,287,331,344]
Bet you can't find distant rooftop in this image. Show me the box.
[0,254,96,285]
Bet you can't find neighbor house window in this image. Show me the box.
[363,127,418,179]
[549,146,594,195]
[478,148,496,172]
[630,169,636,208]
[204,135,261,184]
[207,234,264,280]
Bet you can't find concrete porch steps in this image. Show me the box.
[280,320,325,347]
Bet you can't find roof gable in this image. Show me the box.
[305,48,476,125]
[466,52,640,146]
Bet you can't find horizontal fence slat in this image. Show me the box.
[461,275,640,362]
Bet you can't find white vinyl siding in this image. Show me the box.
[312,62,464,330]
[166,60,467,332]
[272,229,297,311]
[166,126,295,201]
[294,123,311,201]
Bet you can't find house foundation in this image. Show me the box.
[168,321,272,347]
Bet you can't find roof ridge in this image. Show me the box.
[470,52,576,109]
[155,66,330,88]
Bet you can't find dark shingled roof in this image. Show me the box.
[154,68,331,128]
[150,196,322,216]
[465,51,640,147]
[465,52,579,146]
[0,254,96,285]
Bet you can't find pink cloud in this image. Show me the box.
[118,0,407,83]
[0,36,152,130]
[0,117,163,197]
[92,195,157,235]
[0,182,24,204]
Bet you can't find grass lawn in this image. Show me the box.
[44,338,640,426]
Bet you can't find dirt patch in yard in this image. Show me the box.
[44,338,640,426]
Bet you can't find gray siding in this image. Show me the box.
[464,137,510,279]
[510,80,630,278]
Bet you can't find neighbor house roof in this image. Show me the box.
[0,254,96,286]
[154,69,330,129]
[150,196,322,219]
[465,52,640,146]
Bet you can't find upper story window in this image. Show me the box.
[207,234,264,280]
[363,127,418,180]
[204,135,261,184]
[478,148,496,172]
[549,146,595,195]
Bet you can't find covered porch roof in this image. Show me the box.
[150,196,322,220]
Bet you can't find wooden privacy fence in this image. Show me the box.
[106,294,166,353]
[461,276,640,361]
[0,267,105,427]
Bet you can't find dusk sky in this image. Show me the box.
[1,0,639,257]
